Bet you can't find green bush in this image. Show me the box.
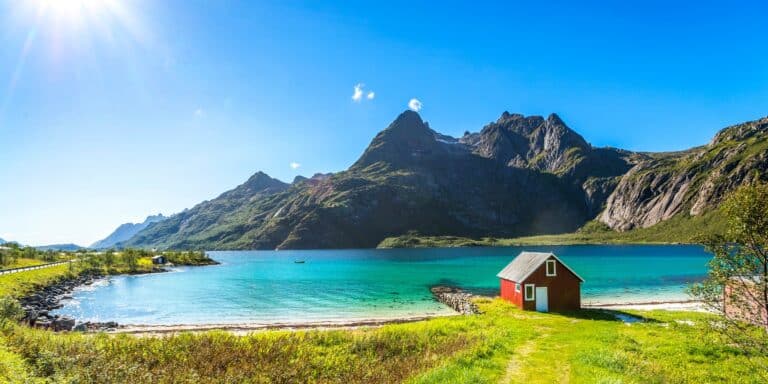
[0,296,23,324]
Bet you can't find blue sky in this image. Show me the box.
[1,0,766,245]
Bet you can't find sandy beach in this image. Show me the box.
[114,313,457,336]
[585,300,706,311]
[111,298,707,336]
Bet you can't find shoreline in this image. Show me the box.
[31,264,705,334]
[110,299,704,335]
[22,262,218,332]
[585,299,705,311]
[114,313,457,335]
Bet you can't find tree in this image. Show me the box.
[104,249,115,268]
[123,249,138,272]
[690,182,768,358]
[0,296,24,324]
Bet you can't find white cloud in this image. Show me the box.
[352,83,364,102]
[408,98,422,112]
[352,83,375,102]
[290,162,301,170]
[194,108,205,117]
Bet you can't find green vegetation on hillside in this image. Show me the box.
[0,243,71,269]
[0,299,765,383]
[378,210,727,248]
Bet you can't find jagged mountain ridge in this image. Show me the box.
[91,214,168,249]
[122,111,768,249]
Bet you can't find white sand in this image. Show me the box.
[584,300,707,312]
[114,313,458,336]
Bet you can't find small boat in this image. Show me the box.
[294,260,305,264]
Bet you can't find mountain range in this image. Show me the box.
[91,214,167,249]
[120,110,768,250]
[34,244,84,252]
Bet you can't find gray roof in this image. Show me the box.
[497,251,584,282]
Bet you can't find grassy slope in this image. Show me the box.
[0,299,765,383]
[378,210,726,248]
[0,265,73,298]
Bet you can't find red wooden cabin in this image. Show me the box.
[497,251,584,312]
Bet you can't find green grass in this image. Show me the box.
[378,210,727,248]
[0,258,47,271]
[0,251,216,299]
[0,298,766,383]
[0,265,74,298]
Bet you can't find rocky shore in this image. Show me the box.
[19,273,119,332]
[430,286,480,315]
[19,268,171,332]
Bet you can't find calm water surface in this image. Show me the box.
[55,245,711,325]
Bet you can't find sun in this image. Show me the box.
[36,0,111,23]
[18,0,146,42]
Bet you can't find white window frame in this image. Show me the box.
[515,283,521,293]
[524,284,535,301]
[546,260,557,277]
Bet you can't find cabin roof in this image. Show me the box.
[496,251,584,283]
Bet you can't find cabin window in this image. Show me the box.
[515,283,521,293]
[546,260,556,276]
[524,284,535,301]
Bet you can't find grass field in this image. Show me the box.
[378,211,727,248]
[1,298,766,383]
[0,258,48,271]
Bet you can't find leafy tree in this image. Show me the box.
[0,296,24,324]
[123,249,139,272]
[104,249,115,268]
[691,182,768,358]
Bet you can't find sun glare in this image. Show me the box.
[18,0,147,44]
[37,0,108,23]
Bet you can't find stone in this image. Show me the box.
[53,317,76,331]
[430,286,480,315]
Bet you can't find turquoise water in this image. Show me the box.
[54,245,711,325]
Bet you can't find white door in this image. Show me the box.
[535,287,548,312]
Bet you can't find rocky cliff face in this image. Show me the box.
[600,117,768,230]
[123,111,768,249]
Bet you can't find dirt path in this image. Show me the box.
[500,330,551,384]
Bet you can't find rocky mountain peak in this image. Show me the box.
[142,213,166,224]
[353,110,446,169]
[710,116,768,146]
[391,109,424,125]
[229,171,289,198]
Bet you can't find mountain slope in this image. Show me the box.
[121,172,290,249]
[600,117,768,230]
[123,111,768,250]
[91,214,167,249]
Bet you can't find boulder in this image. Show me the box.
[53,317,76,331]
